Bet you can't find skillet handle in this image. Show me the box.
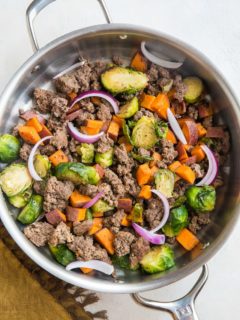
[132,264,208,320]
[26,0,112,52]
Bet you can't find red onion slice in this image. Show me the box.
[167,108,187,145]
[196,145,218,186]
[132,223,166,245]
[68,122,104,143]
[28,136,52,181]
[141,42,183,69]
[66,260,114,275]
[83,191,105,209]
[150,189,170,233]
[69,90,119,114]
[53,61,85,79]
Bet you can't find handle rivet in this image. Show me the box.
[31,65,40,73]
[119,35,128,40]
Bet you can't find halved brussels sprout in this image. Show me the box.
[101,67,148,94]
[112,255,139,271]
[122,121,133,144]
[118,97,139,119]
[140,245,175,274]
[132,116,158,149]
[155,169,175,198]
[0,164,32,197]
[155,121,168,139]
[95,148,114,168]
[17,194,43,224]
[55,162,100,185]
[91,199,114,213]
[186,185,216,212]
[0,134,20,163]
[127,120,137,128]
[76,143,94,164]
[34,154,51,178]
[49,244,75,266]
[8,188,32,208]
[183,77,203,103]
[162,205,189,237]
[132,203,143,223]
[172,195,187,208]
[131,152,153,163]
[86,208,93,220]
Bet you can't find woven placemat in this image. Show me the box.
[0,223,108,320]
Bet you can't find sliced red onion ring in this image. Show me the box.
[68,122,104,143]
[28,136,52,181]
[132,223,165,245]
[69,90,119,114]
[196,145,218,186]
[53,61,85,79]
[150,189,170,233]
[66,260,114,275]
[167,108,187,145]
[141,42,183,69]
[83,191,105,209]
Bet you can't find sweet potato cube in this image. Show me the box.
[117,198,133,213]
[95,228,115,255]
[66,206,86,222]
[39,124,52,138]
[121,214,131,227]
[49,150,68,166]
[70,191,91,208]
[93,164,105,179]
[46,209,66,226]
[26,117,43,133]
[88,218,103,235]
[130,51,147,72]
[175,164,196,184]
[107,121,120,140]
[138,185,152,200]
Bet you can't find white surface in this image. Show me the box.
[0,0,240,319]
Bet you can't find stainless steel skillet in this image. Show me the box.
[0,0,239,319]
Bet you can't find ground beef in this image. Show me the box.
[202,116,213,128]
[67,235,111,263]
[54,74,80,94]
[113,231,135,257]
[187,105,198,120]
[160,138,178,164]
[24,222,54,247]
[48,221,74,246]
[12,124,22,137]
[78,184,98,197]
[222,132,230,154]
[158,66,171,79]
[33,181,46,196]
[96,102,112,121]
[51,96,68,118]
[75,110,95,125]
[171,100,187,115]
[46,114,64,132]
[114,144,134,166]
[166,236,176,245]
[33,88,56,113]
[189,213,211,234]
[39,144,56,156]
[19,143,33,161]
[122,173,140,197]
[43,177,74,212]
[90,60,107,80]
[155,160,168,169]
[112,55,124,66]
[96,134,114,153]
[104,209,125,234]
[173,75,187,102]
[104,168,125,198]
[98,183,117,207]
[190,163,204,178]
[133,108,155,121]
[130,237,150,268]
[144,198,164,229]
[79,99,95,113]
[138,147,151,157]
[73,220,93,236]
[50,128,68,150]
[173,180,188,198]
[148,64,159,82]
[146,83,159,96]
[73,62,92,92]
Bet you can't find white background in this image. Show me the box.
[0,0,240,319]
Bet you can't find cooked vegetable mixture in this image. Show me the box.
[0,47,230,275]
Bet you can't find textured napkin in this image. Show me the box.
[0,224,108,320]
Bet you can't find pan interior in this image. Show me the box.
[0,26,239,292]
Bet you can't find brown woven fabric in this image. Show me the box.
[0,224,108,320]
